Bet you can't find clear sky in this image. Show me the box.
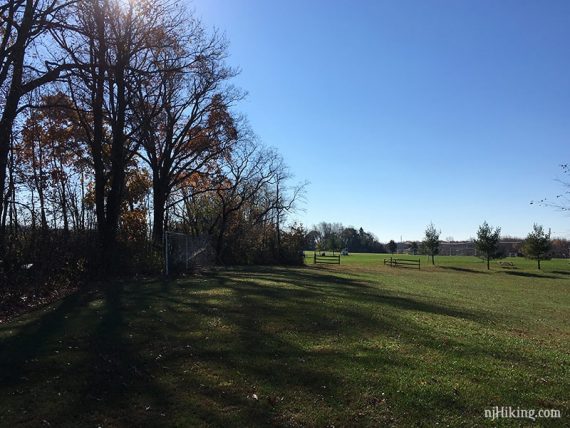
[196,0,570,241]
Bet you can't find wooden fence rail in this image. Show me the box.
[314,252,341,265]
[383,257,420,270]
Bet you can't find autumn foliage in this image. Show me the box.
[0,0,305,311]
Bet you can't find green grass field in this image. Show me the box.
[1,254,568,426]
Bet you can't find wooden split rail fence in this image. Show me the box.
[313,252,341,265]
[383,257,420,270]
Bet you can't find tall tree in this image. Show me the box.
[0,0,74,252]
[522,224,551,270]
[474,221,501,270]
[423,222,440,265]
[130,18,239,245]
[55,0,183,261]
[387,240,397,255]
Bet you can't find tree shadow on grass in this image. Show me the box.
[185,267,559,420]
[0,282,181,427]
[501,271,560,280]
[236,267,489,323]
[0,265,563,426]
[0,289,91,384]
[1,273,306,426]
[551,270,570,276]
[438,266,488,274]
[150,271,476,423]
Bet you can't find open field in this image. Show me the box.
[1,254,569,426]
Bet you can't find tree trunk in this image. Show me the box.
[431,253,435,265]
[0,0,36,257]
[32,143,48,232]
[37,186,48,232]
[216,223,226,262]
[61,186,69,233]
[216,210,228,263]
[538,258,541,270]
[152,181,167,246]
[0,130,8,256]
[58,159,69,233]
[88,0,109,263]
[275,181,281,259]
[487,256,490,270]
[80,172,85,230]
[0,80,23,256]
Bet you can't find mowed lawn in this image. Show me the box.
[0,255,569,427]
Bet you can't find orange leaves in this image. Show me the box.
[120,208,148,242]
[123,167,152,207]
[20,92,85,171]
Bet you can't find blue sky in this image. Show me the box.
[196,0,570,240]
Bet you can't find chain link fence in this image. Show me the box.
[164,231,215,275]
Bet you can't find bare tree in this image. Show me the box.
[205,140,282,261]
[531,164,570,212]
[265,165,306,257]
[130,25,241,244]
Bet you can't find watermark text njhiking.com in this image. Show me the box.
[484,406,561,421]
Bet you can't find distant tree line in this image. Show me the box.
[306,221,566,270]
[304,222,385,253]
